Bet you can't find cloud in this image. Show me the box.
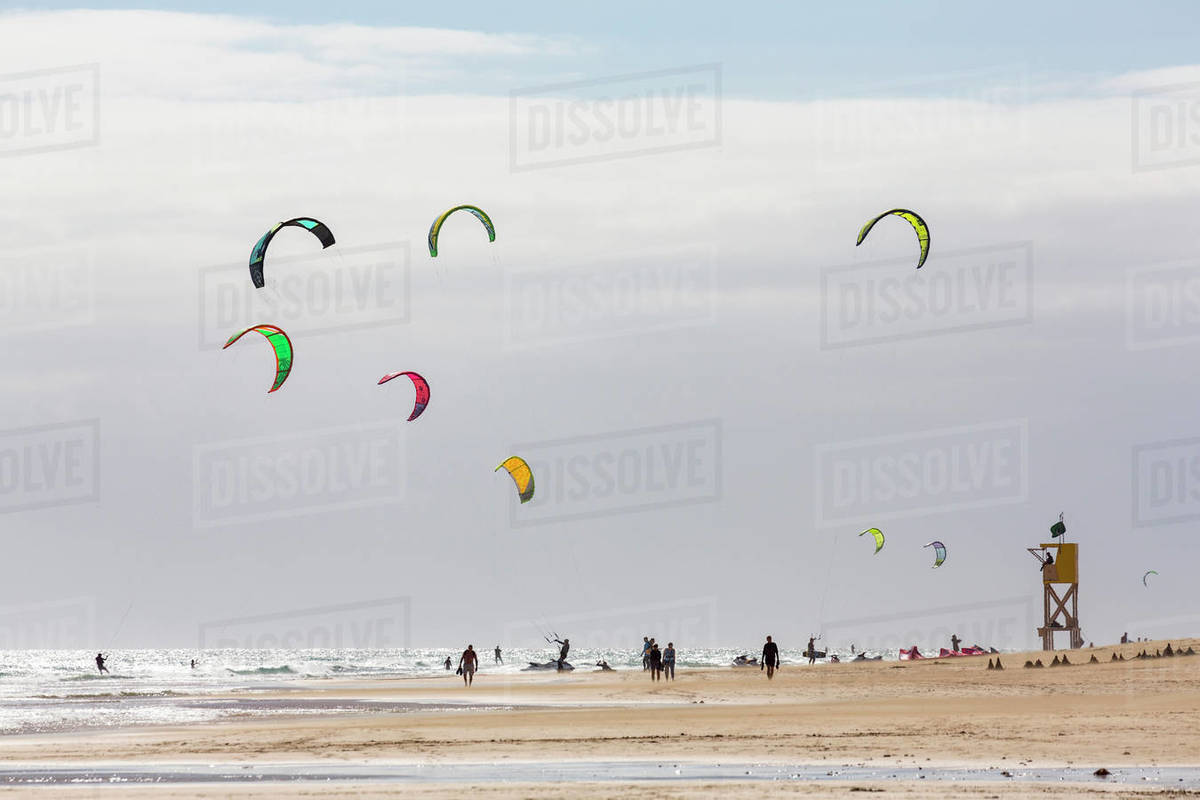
[1,9,1199,645]
[0,10,575,100]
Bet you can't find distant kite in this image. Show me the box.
[378,371,430,421]
[924,541,947,568]
[249,217,335,288]
[428,205,494,257]
[856,208,929,269]
[1143,570,1158,588]
[859,527,885,554]
[223,324,293,393]
[496,456,534,504]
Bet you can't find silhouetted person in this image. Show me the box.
[459,644,478,686]
[649,643,662,681]
[950,634,961,653]
[190,659,196,670]
[762,636,780,679]
[641,636,651,670]
[95,653,108,674]
[807,636,817,665]
[494,645,503,664]
[554,637,570,671]
[444,656,453,671]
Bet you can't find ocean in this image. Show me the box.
[0,645,901,735]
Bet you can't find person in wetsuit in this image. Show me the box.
[762,636,780,679]
[649,642,663,681]
[807,636,817,665]
[641,636,651,670]
[494,645,503,664]
[663,642,676,680]
[950,634,962,653]
[444,656,453,671]
[95,653,109,674]
[554,637,570,671]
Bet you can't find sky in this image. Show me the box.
[1,4,1199,653]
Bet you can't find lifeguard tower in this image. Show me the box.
[1027,540,1082,651]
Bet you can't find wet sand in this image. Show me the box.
[1,639,1197,798]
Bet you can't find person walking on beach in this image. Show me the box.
[459,645,478,686]
[663,642,676,680]
[494,645,503,664]
[554,637,570,671]
[649,642,662,681]
[762,636,780,679]
[807,636,817,666]
[641,636,651,670]
[95,653,109,674]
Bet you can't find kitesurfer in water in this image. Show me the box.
[553,637,570,671]
[459,645,478,686]
[762,636,780,679]
[444,656,453,671]
[95,653,109,674]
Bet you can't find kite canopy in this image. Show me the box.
[378,371,430,421]
[1143,570,1158,587]
[924,540,947,568]
[427,205,495,257]
[496,456,534,504]
[223,324,293,393]
[856,208,929,269]
[249,217,335,288]
[859,527,885,554]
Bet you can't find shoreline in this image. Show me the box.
[1,639,1197,796]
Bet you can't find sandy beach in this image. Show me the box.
[1,639,1197,797]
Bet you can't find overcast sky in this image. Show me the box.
[1,4,1199,653]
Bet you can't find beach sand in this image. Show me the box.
[2,639,1197,798]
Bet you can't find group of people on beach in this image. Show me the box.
[640,637,676,681]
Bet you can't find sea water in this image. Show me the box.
[0,645,909,734]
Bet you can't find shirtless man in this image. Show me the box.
[458,644,479,686]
